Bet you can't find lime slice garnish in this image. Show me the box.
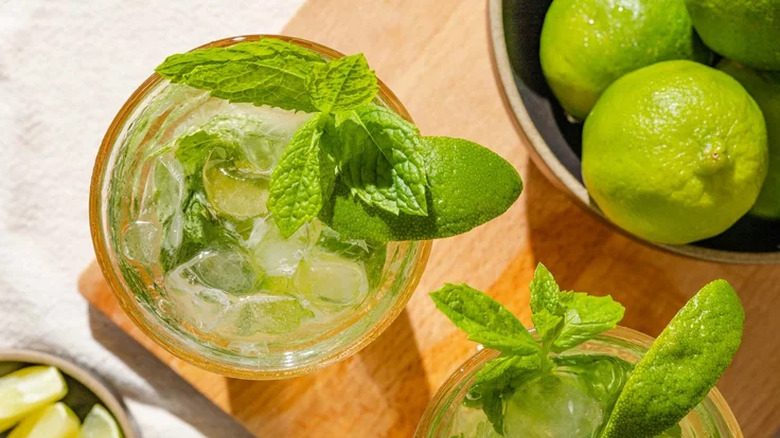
[0,366,68,432]
[8,402,79,438]
[602,280,744,438]
[79,404,123,438]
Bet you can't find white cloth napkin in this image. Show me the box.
[0,1,304,436]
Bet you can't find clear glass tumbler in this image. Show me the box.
[416,326,742,437]
[90,35,431,379]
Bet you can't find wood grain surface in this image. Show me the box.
[79,1,780,436]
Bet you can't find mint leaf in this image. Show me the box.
[472,354,542,389]
[430,284,538,355]
[529,263,563,315]
[306,54,378,113]
[530,309,563,348]
[174,129,240,177]
[156,38,324,112]
[267,114,335,237]
[528,264,624,352]
[335,104,428,216]
[466,354,548,435]
[161,195,238,270]
[552,292,625,352]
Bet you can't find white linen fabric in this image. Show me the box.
[0,1,304,436]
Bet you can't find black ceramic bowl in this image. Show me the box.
[0,350,138,438]
[488,0,780,264]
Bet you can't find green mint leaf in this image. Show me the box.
[481,392,505,435]
[267,113,335,237]
[161,195,238,270]
[482,392,504,436]
[472,354,542,389]
[551,292,626,352]
[174,129,240,177]
[156,38,325,112]
[430,284,538,355]
[466,354,550,435]
[530,309,563,348]
[306,53,378,113]
[529,263,563,315]
[335,104,428,216]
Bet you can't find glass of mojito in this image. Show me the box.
[416,329,742,438]
[90,36,430,378]
[417,266,744,438]
[90,35,522,378]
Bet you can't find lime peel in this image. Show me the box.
[601,280,744,438]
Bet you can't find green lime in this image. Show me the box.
[79,405,123,438]
[8,402,80,438]
[319,137,522,241]
[718,59,780,219]
[582,60,768,244]
[686,0,780,70]
[0,366,68,433]
[540,0,708,121]
[602,280,744,438]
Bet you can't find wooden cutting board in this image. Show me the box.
[79,0,780,436]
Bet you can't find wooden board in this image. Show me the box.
[79,1,780,436]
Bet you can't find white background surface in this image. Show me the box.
[0,1,304,436]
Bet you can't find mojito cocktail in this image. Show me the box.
[90,36,522,377]
[417,266,743,438]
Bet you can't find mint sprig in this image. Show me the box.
[267,113,336,236]
[431,284,537,355]
[306,54,379,113]
[430,263,625,435]
[156,37,430,237]
[156,39,325,112]
[335,105,428,216]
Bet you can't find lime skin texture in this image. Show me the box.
[602,280,744,438]
[539,0,708,121]
[582,60,768,245]
[718,59,780,220]
[686,0,780,70]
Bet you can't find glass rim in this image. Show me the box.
[89,34,433,379]
[415,326,743,437]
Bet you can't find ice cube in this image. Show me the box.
[154,155,186,221]
[201,113,302,175]
[229,294,313,336]
[173,248,257,296]
[139,154,185,223]
[250,218,320,277]
[203,161,270,219]
[165,256,233,332]
[503,373,605,438]
[122,220,162,264]
[293,251,369,310]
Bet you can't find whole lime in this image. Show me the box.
[718,59,780,220]
[582,60,767,245]
[539,0,708,121]
[686,0,780,70]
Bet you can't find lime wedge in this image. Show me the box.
[79,404,123,438]
[602,280,744,438]
[0,366,68,432]
[8,402,79,438]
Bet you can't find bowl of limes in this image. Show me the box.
[0,350,137,438]
[489,0,780,263]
